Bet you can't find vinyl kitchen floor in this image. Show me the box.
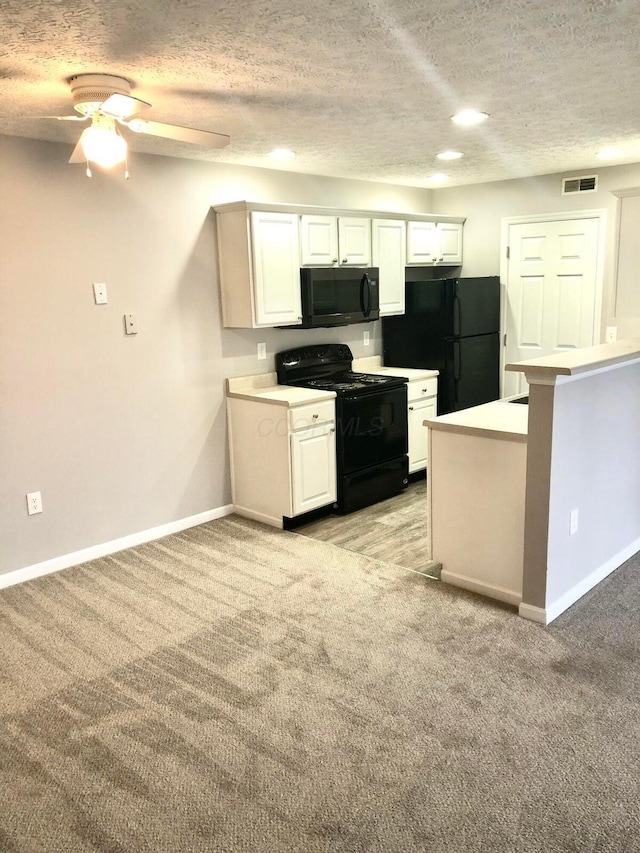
[294,478,440,578]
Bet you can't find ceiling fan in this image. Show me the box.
[47,73,230,171]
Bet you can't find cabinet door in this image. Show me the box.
[300,215,339,266]
[436,222,463,264]
[251,212,302,326]
[408,397,437,473]
[372,218,406,316]
[407,221,438,263]
[290,424,337,515]
[338,217,372,265]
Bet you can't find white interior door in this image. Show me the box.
[504,217,600,396]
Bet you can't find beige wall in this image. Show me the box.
[433,162,640,340]
[0,134,432,575]
[522,362,640,614]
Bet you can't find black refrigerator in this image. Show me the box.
[382,275,500,414]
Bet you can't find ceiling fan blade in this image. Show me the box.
[126,118,230,149]
[100,93,151,119]
[24,114,89,121]
[68,134,86,164]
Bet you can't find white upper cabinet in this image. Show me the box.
[407,220,463,265]
[251,211,302,326]
[216,205,302,328]
[436,221,464,264]
[372,218,406,316]
[214,202,464,328]
[300,215,371,266]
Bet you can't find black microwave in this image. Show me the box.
[298,267,380,328]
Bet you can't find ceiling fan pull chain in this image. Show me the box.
[86,162,92,178]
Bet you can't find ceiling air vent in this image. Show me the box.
[562,174,598,195]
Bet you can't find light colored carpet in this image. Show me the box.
[1,514,639,852]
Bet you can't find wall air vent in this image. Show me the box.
[562,175,598,195]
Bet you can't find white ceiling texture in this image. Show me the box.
[1,0,640,187]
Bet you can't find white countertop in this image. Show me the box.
[425,399,528,443]
[506,338,640,377]
[226,373,335,407]
[353,355,439,382]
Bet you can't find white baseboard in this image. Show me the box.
[0,505,234,591]
[440,570,522,607]
[519,534,640,625]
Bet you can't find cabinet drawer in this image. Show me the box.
[288,399,335,431]
[407,377,438,402]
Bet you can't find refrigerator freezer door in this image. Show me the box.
[445,277,501,338]
[443,333,501,413]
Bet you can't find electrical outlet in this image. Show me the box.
[605,326,617,343]
[363,331,370,347]
[570,508,579,536]
[93,282,108,305]
[124,313,138,335]
[257,342,267,360]
[26,491,43,516]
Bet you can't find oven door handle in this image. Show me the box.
[360,273,372,318]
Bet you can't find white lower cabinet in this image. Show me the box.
[291,424,337,515]
[227,395,336,527]
[407,378,438,473]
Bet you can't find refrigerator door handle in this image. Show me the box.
[453,340,461,401]
[453,286,461,337]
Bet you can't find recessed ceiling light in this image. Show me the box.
[451,109,489,126]
[596,147,622,160]
[268,148,296,160]
[427,173,450,185]
[436,150,464,161]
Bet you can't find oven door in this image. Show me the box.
[337,386,408,474]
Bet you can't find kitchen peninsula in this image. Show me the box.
[426,399,528,606]
[426,339,640,625]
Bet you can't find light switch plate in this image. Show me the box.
[363,331,370,346]
[605,326,617,343]
[257,342,266,360]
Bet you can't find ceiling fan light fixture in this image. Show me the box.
[451,109,489,126]
[80,115,127,168]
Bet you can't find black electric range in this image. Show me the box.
[276,344,409,513]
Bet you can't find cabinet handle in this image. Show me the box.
[330,427,335,433]
[312,413,319,419]
[332,258,338,263]
[408,406,414,411]
[342,258,348,263]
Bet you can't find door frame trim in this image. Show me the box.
[499,209,607,395]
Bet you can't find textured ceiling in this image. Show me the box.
[2,0,640,187]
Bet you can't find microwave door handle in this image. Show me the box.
[360,273,371,317]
